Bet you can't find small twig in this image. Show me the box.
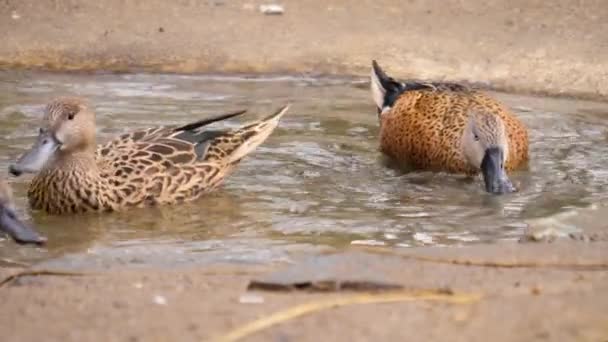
[0,270,90,287]
[211,289,481,342]
[350,247,608,271]
[0,257,31,267]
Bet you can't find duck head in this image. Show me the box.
[10,97,96,176]
[462,110,516,194]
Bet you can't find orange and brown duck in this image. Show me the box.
[9,97,289,215]
[370,60,529,194]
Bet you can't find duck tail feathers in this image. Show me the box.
[371,60,405,116]
[227,104,290,164]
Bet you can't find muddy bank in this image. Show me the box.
[1,241,607,342]
[1,0,607,100]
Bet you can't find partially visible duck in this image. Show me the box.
[0,179,46,245]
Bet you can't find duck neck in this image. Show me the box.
[48,148,99,175]
[29,148,111,214]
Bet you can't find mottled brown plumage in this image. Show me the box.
[371,61,528,193]
[10,97,289,214]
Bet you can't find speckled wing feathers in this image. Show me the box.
[91,109,254,208]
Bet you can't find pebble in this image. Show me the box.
[259,4,284,15]
[350,239,386,246]
[530,286,542,296]
[153,295,167,305]
[239,293,265,304]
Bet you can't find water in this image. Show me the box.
[1,70,607,269]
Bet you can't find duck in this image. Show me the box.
[370,60,529,194]
[9,97,289,214]
[0,178,46,245]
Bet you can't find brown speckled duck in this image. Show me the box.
[0,179,46,245]
[370,60,529,194]
[9,97,289,215]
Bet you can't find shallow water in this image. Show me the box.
[0,70,607,269]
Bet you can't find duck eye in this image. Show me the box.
[67,113,75,120]
[473,133,480,141]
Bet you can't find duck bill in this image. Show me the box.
[9,132,60,176]
[480,147,515,194]
[0,204,46,245]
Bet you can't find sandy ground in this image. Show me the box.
[1,0,607,100]
[1,241,607,342]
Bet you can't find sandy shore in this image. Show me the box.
[1,0,607,100]
[1,241,607,342]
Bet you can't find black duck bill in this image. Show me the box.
[480,147,515,194]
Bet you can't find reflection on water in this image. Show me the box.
[0,70,608,269]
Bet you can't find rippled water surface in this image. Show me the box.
[1,71,607,268]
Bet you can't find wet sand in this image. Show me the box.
[1,0,607,100]
[1,240,607,342]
